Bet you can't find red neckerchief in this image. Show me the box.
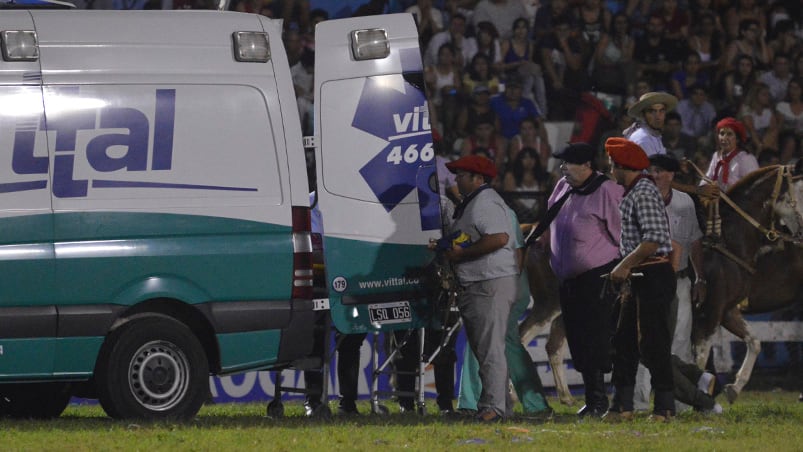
[624,174,654,195]
[713,149,740,185]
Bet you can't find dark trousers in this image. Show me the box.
[559,260,618,374]
[560,260,618,411]
[394,328,457,411]
[672,355,716,411]
[305,331,367,406]
[611,261,676,413]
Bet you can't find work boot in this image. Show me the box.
[338,398,359,416]
[578,371,609,418]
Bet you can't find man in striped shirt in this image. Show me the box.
[603,137,677,423]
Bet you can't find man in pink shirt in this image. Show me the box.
[538,142,624,418]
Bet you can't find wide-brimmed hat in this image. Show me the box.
[446,155,497,178]
[627,92,678,119]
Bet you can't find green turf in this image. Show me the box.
[1,391,801,451]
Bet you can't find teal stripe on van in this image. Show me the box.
[323,236,433,333]
[0,212,294,308]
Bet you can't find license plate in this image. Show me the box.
[368,301,412,325]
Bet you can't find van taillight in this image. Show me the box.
[292,206,313,300]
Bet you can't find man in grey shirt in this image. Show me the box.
[441,155,519,422]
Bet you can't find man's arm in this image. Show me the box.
[610,240,660,282]
[446,232,509,263]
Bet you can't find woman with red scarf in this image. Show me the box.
[699,117,759,238]
[704,117,759,191]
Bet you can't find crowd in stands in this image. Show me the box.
[228,0,802,223]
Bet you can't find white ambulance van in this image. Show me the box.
[0,8,440,420]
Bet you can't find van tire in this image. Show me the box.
[0,383,72,419]
[95,316,209,420]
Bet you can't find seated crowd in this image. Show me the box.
[256,0,802,222]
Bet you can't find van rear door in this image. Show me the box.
[0,13,58,377]
[313,14,442,334]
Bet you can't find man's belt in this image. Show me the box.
[675,267,691,279]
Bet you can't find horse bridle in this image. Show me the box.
[686,162,803,274]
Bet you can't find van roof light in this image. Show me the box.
[351,28,389,61]
[1,30,38,62]
[233,31,270,63]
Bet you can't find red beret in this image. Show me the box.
[605,137,649,170]
[716,117,747,143]
[446,155,498,178]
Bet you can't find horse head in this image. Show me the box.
[772,162,803,239]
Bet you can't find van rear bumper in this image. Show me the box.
[276,298,315,362]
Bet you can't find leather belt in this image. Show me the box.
[676,267,691,279]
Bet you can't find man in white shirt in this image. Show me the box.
[623,92,679,156]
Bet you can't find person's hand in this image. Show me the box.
[443,244,464,263]
[609,262,631,283]
[696,183,720,200]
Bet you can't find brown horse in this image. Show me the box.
[694,163,803,403]
[518,232,574,405]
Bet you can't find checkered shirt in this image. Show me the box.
[619,177,673,257]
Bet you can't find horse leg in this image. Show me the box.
[694,335,713,370]
[544,314,574,406]
[720,307,761,404]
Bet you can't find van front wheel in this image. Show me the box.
[96,316,209,420]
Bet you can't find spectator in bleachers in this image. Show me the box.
[462,53,502,97]
[656,0,690,41]
[460,115,508,173]
[471,0,527,40]
[533,0,573,45]
[572,0,611,48]
[539,17,592,121]
[622,0,653,36]
[591,12,635,98]
[473,21,504,75]
[741,82,781,153]
[425,13,476,69]
[676,84,717,141]
[634,14,683,92]
[757,147,781,166]
[502,146,552,223]
[499,17,547,113]
[723,0,766,42]
[508,116,552,170]
[670,52,711,100]
[684,12,725,81]
[720,54,758,116]
[688,0,724,34]
[721,19,772,76]
[775,76,803,137]
[490,74,543,138]
[663,111,699,161]
[500,17,535,78]
[768,20,801,63]
[425,43,464,149]
[406,0,444,49]
[796,54,803,79]
[758,53,793,104]
[778,130,801,164]
[457,84,499,145]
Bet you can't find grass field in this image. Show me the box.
[2,390,802,451]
